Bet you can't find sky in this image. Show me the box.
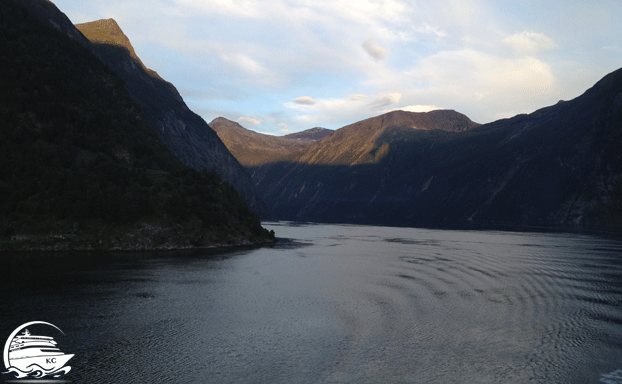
[52,0,622,135]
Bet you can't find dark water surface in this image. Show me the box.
[1,223,622,383]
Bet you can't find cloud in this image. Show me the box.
[174,0,264,18]
[220,51,268,75]
[255,130,276,136]
[415,23,447,39]
[409,49,555,92]
[180,89,217,100]
[281,129,291,133]
[237,116,261,125]
[284,92,406,128]
[368,93,401,109]
[503,31,557,53]
[349,94,368,101]
[399,105,441,113]
[399,48,557,122]
[362,38,388,60]
[285,97,350,113]
[284,95,372,127]
[292,96,317,105]
[294,115,315,123]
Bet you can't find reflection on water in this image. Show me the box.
[1,223,621,383]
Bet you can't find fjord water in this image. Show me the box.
[1,223,622,383]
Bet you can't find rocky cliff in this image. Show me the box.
[74,19,266,216]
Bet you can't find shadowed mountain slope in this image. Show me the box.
[250,78,622,232]
[75,19,266,216]
[12,0,92,47]
[210,117,333,166]
[0,0,273,249]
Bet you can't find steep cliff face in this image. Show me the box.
[250,78,622,231]
[0,0,274,250]
[74,19,266,216]
[465,69,622,230]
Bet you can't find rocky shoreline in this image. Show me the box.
[0,221,276,252]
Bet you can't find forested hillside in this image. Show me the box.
[0,0,273,250]
[250,76,622,232]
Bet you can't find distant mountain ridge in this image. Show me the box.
[75,19,266,215]
[249,75,622,232]
[210,117,333,166]
[282,109,480,166]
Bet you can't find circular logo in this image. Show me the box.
[2,321,73,379]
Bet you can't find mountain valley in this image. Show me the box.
[2,0,621,245]
[210,117,333,166]
[236,81,622,232]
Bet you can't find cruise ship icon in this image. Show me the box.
[7,328,73,374]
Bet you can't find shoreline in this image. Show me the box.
[0,237,277,252]
[0,221,277,252]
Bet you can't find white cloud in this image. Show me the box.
[292,96,317,105]
[286,97,339,110]
[398,48,557,122]
[281,129,291,133]
[503,31,557,53]
[172,0,415,41]
[349,94,368,101]
[238,116,261,125]
[220,51,268,75]
[65,0,618,132]
[284,95,374,127]
[294,115,315,123]
[256,130,277,136]
[415,23,447,39]
[362,38,388,60]
[173,0,264,18]
[409,49,555,93]
[397,105,441,113]
[368,93,402,109]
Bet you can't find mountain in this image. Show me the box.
[249,82,622,232]
[11,0,92,47]
[0,0,274,250]
[278,109,479,166]
[74,19,266,216]
[210,117,333,166]
[283,127,333,142]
